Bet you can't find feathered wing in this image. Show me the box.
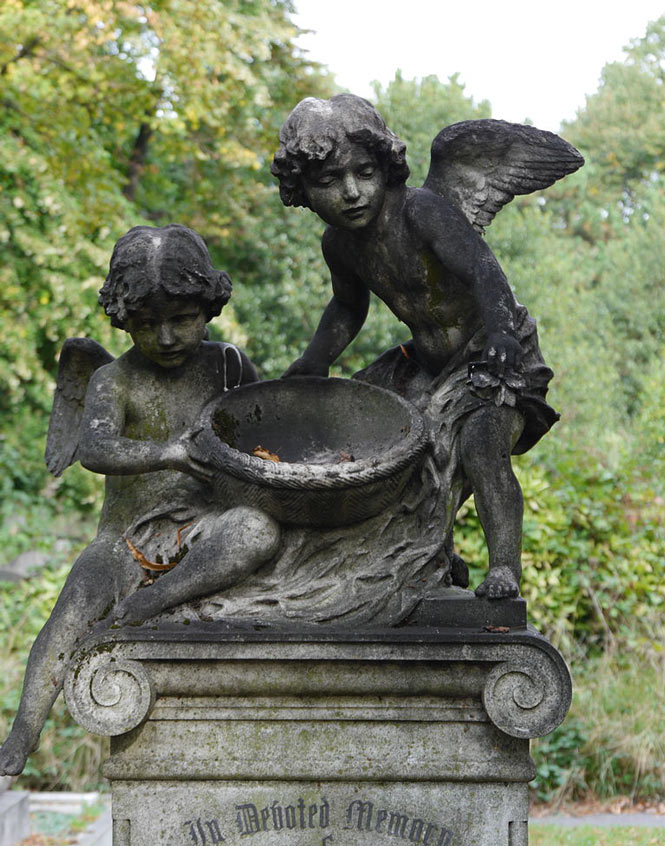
[45,338,114,477]
[423,119,584,234]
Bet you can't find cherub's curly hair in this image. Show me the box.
[99,224,232,329]
[271,94,409,208]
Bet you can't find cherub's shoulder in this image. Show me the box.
[87,350,135,394]
[404,186,462,221]
[89,355,122,384]
[321,225,350,258]
[404,186,478,239]
[321,226,362,278]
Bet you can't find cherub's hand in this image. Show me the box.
[282,356,329,379]
[483,333,523,377]
[162,433,214,482]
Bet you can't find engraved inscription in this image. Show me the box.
[178,794,457,844]
[343,799,454,845]
[235,798,330,836]
[184,818,226,844]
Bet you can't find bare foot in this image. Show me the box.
[113,587,170,624]
[0,725,38,776]
[112,593,152,625]
[475,566,519,599]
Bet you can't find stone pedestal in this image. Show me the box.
[0,787,30,846]
[64,618,571,846]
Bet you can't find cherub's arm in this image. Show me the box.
[284,229,370,377]
[78,365,200,477]
[411,191,522,373]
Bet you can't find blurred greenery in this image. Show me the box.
[531,826,665,846]
[0,1,664,800]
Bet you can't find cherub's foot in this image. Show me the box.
[112,592,154,625]
[0,726,38,776]
[475,566,519,599]
[113,583,176,624]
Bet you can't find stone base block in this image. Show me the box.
[0,791,30,846]
[64,623,571,846]
[112,780,527,846]
[411,587,527,628]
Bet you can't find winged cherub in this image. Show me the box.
[272,94,583,599]
[0,224,280,776]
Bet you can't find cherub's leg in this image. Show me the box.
[114,507,280,623]
[0,539,138,775]
[459,405,525,599]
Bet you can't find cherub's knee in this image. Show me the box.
[460,406,523,478]
[219,506,280,563]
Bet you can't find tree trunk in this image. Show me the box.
[123,122,152,201]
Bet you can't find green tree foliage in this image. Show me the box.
[543,18,665,440]
[563,18,665,207]
[0,0,333,503]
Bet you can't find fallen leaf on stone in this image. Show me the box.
[125,537,179,572]
[252,445,281,462]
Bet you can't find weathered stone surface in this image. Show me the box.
[64,653,155,737]
[410,586,527,628]
[0,790,30,846]
[193,376,428,527]
[112,780,526,846]
[65,625,571,845]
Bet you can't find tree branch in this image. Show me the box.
[122,122,152,201]
[1,36,40,76]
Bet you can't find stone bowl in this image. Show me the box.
[192,377,428,527]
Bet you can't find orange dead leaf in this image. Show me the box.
[125,537,179,572]
[177,522,193,550]
[252,445,281,462]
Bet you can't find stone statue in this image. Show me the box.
[271,94,583,600]
[1,102,583,780]
[0,224,280,776]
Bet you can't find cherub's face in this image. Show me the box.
[126,294,207,369]
[303,140,387,230]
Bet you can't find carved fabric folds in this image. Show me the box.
[355,303,559,457]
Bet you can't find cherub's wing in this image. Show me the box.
[45,338,114,476]
[423,119,584,234]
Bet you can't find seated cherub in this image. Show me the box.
[0,224,280,776]
[272,94,583,600]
